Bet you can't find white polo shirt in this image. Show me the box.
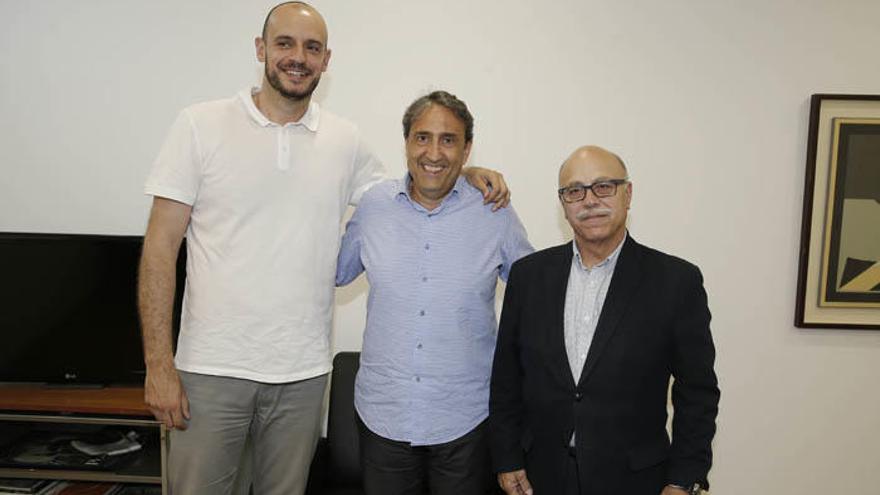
[145,88,384,383]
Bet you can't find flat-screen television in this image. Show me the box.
[0,232,185,386]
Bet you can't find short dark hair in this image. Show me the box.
[402,91,474,143]
[262,1,312,40]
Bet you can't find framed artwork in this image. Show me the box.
[795,94,880,329]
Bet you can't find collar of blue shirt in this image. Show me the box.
[393,172,466,214]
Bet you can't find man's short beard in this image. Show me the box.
[265,65,321,102]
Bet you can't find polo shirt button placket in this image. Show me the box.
[277,126,291,171]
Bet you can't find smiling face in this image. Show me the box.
[559,146,632,250]
[405,104,472,210]
[256,4,331,102]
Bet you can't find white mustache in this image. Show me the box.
[575,208,612,220]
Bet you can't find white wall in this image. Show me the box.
[2,1,879,492]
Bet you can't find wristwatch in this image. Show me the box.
[668,482,703,494]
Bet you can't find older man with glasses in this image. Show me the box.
[489,145,720,495]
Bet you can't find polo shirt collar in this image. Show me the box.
[239,87,321,132]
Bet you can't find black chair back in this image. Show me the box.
[327,351,362,487]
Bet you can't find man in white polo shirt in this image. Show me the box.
[137,2,509,495]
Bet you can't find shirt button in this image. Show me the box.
[574,392,583,401]
[419,310,425,316]
[417,343,423,349]
[415,376,421,382]
[424,244,430,250]
[422,276,428,282]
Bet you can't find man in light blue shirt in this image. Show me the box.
[336,90,533,495]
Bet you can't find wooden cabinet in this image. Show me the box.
[0,386,166,494]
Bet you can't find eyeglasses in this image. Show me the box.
[557,178,629,203]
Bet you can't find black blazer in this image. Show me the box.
[489,236,719,495]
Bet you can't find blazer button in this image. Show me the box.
[574,392,583,401]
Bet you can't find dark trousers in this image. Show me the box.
[565,447,582,495]
[358,416,492,495]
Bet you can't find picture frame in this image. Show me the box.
[795,94,880,329]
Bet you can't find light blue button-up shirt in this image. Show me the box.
[336,174,533,445]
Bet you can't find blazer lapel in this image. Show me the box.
[544,243,578,390]
[577,235,644,387]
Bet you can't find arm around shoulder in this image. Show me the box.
[462,166,510,210]
[348,134,386,206]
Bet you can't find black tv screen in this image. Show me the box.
[0,233,185,386]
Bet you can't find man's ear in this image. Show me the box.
[255,37,266,63]
[321,48,332,72]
